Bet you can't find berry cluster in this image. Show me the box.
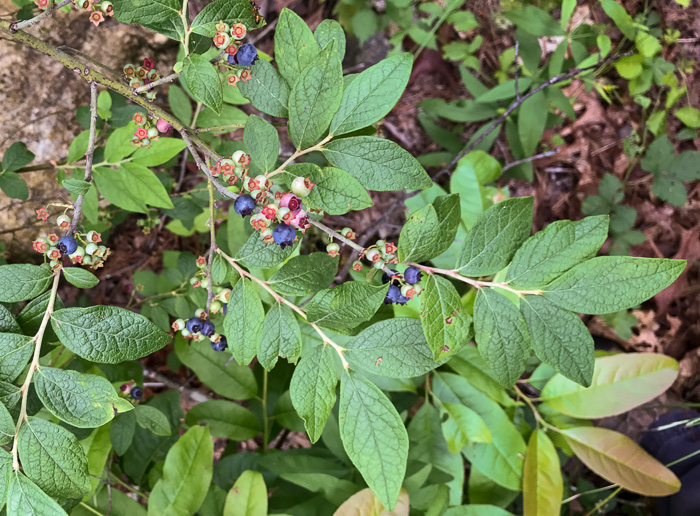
[210,21,258,87]
[326,227,355,257]
[32,209,110,269]
[124,59,160,101]
[362,239,399,271]
[129,112,171,148]
[34,1,114,26]
[172,308,229,352]
[231,174,316,249]
[120,382,144,401]
[383,266,424,305]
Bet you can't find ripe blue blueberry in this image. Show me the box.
[381,269,400,287]
[234,194,256,217]
[237,43,258,66]
[384,284,401,304]
[272,223,296,248]
[404,266,422,285]
[131,387,143,400]
[395,294,409,305]
[57,235,78,255]
[211,336,228,352]
[223,304,227,315]
[200,321,216,337]
[186,317,204,333]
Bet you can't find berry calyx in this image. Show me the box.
[130,387,143,400]
[272,223,296,248]
[57,236,78,255]
[172,319,186,331]
[404,266,422,285]
[231,23,247,40]
[326,243,340,257]
[86,230,101,243]
[234,195,256,217]
[32,240,48,254]
[341,227,356,240]
[352,260,363,272]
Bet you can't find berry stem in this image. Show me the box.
[11,271,61,471]
[405,263,543,297]
[265,134,334,179]
[217,249,351,370]
[204,180,216,314]
[8,0,71,33]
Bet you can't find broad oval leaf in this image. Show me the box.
[441,403,492,454]
[268,252,338,296]
[235,230,297,269]
[339,370,409,510]
[191,0,264,37]
[258,303,301,370]
[0,333,34,382]
[238,59,290,117]
[0,403,14,445]
[523,430,562,516]
[333,487,409,516]
[244,115,279,174]
[274,8,319,82]
[306,282,389,333]
[541,353,679,418]
[315,19,346,61]
[184,54,223,115]
[34,367,132,428]
[294,165,373,215]
[223,279,265,366]
[223,470,268,516]
[62,267,99,289]
[0,265,53,303]
[134,405,172,436]
[7,472,68,516]
[51,306,170,363]
[0,305,19,334]
[185,400,259,440]
[131,137,187,167]
[563,426,681,496]
[398,194,461,263]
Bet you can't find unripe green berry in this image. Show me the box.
[56,214,71,229]
[147,127,158,139]
[181,329,192,338]
[210,300,222,313]
[373,260,386,270]
[172,318,186,331]
[195,308,206,319]
[85,243,98,256]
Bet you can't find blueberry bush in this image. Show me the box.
[0,1,693,515]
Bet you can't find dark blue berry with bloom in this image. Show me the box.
[186,317,204,333]
[384,284,401,304]
[211,336,228,352]
[237,43,258,66]
[223,304,227,315]
[57,235,78,255]
[395,294,409,305]
[272,223,296,248]
[228,54,236,65]
[234,195,256,217]
[200,321,216,337]
[404,266,422,285]
[131,387,143,400]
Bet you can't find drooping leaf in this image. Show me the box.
[518,91,548,156]
[62,267,99,289]
[523,430,562,516]
[111,411,136,456]
[223,279,265,366]
[1,142,34,173]
[0,265,53,303]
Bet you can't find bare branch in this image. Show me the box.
[502,149,559,172]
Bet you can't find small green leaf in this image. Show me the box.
[315,19,346,61]
[223,470,267,516]
[0,265,53,303]
[93,163,174,213]
[398,194,461,263]
[0,172,28,200]
[291,164,373,215]
[7,472,68,516]
[305,282,388,332]
[168,84,192,126]
[184,54,223,115]
[258,303,301,370]
[456,197,533,276]
[223,279,265,366]
[542,256,686,314]
[1,142,34,173]
[518,91,547,156]
[504,6,564,36]
[135,405,171,436]
[62,267,99,289]
[235,231,297,269]
[441,403,492,454]
[238,59,290,117]
[185,400,259,440]
[274,8,319,82]
[600,0,637,39]
[290,344,338,443]
[67,130,90,165]
[267,252,338,296]
[132,137,187,166]
[339,370,408,510]
[0,333,34,382]
[244,115,279,174]
[61,179,91,196]
[0,404,14,445]
[523,430,563,516]
[51,306,171,363]
[111,411,136,456]
[674,106,700,129]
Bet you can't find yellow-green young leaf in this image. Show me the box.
[18,418,91,499]
[274,8,319,82]
[258,303,302,370]
[330,53,413,136]
[244,115,279,174]
[441,403,491,453]
[444,505,515,516]
[238,59,290,117]
[563,427,681,496]
[339,371,409,510]
[287,163,373,215]
[82,424,113,499]
[600,0,636,40]
[223,470,267,516]
[523,430,562,516]
[541,353,679,419]
[185,400,259,440]
[333,488,409,516]
[0,333,34,382]
[635,32,662,58]
[183,54,223,115]
[7,472,68,516]
[148,426,213,516]
[268,252,339,296]
[223,279,265,366]
[34,367,132,428]
[675,106,700,129]
[288,41,343,149]
[0,264,53,303]
[542,256,686,314]
[290,344,338,443]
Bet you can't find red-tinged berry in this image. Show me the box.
[172,318,186,331]
[131,387,143,400]
[135,127,147,139]
[352,260,363,272]
[383,242,397,255]
[289,209,308,230]
[234,194,256,217]
[279,193,301,211]
[225,45,238,56]
[120,383,131,394]
[196,255,207,268]
[231,23,247,40]
[227,74,240,87]
[401,284,416,299]
[156,118,172,134]
[142,58,154,71]
[341,227,355,240]
[32,239,48,253]
[291,176,314,197]
[272,223,296,248]
[404,266,422,285]
[326,243,340,257]
[365,249,381,264]
[36,206,50,221]
[262,204,278,220]
[251,213,268,231]
[240,70,252,83]
[132,112,144,125]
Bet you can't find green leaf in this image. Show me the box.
[185,400,259,440]
[51,306,171,363]
[0,449,10,508]
[420,274,473,361]
[518,91,547,156]
[62,267,99,289]
[339,370,408,510]
[0,306,19,334]
[235,230,297,268]
[111,0,183,39]
[290,344,338,443]
[211,253,229,284]
[34,367,132,428]
[456,197,533,276]
[111,411,136,456]
[293,164,373,215]
[507,216,609,288]
[191,0,264,37]
[1,142,34,173]
[330,54,413,136]
[223,279,264,366]
[288,41,343,149]
[0,403,14,445]
[446,349,515,407]
[7,472,68,516]
[104,123,138,163]
[0,333,33,382]
[562,427,680,496]
[184,54,223,115]
[148,426,213,516]
[168,85,192,125]
[600,0,637,40]
[315,19,346,61]
[0,382,21,412]
[398,194,461,263]
[61,178,91,196]
[504,6,563,36]
[18,418,90,498]
[174,336,257,400]
[474,288,530,387]
[541,353,679,418]
[197,104,248,129]
[322,136,432,191]
[238,59,290,117]
[258,303,302,370]
[132,138,187,167]
[305,282,388,332]
[0,172,28,200]
[520,295,594,387]
[223,470,267,516]
[523,430,562,516]
[441,403,492,453]
[542,256,686,314]
[93,164,174,213]
[135,404,171,436]
[674,106,700,128]
[274,8,319,83]
[345,318,443,378]
[433,372,526,491]
[0,265,53,303]
[16,290,63,342]
[244,115,279,174]
[268,252,338,296]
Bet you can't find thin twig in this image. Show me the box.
[514,40,521,101]
[8,0,71,33]
[205,180,216,314]
[502,149,559,172]
[68,81,98,236]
